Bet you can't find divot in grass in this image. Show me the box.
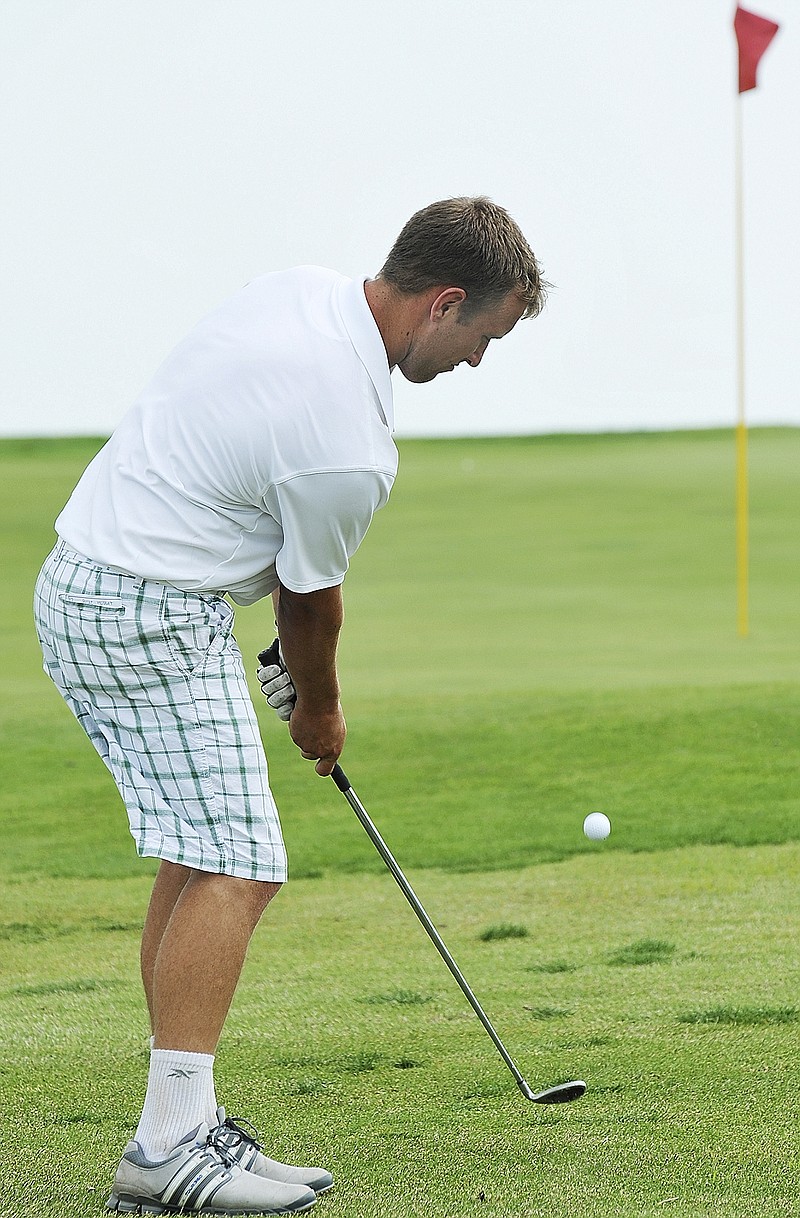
[49,1112,106,1127]
[360,989,433,1006]
[525,960,579,974]
[1,919,138,942]
[678,1005,798,1027]
[0,921,70,942]
[479,923,529,942]
[8,978,123,998]
[89,919,141,934]
[522,1005,573,1020]
[607,939,677,966]
[341,1051,384,1074]
[292,1079,328,1097]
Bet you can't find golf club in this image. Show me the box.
[329,763,586,1106]
[257,642,585,1104]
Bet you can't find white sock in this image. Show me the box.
[134,1048,218,1160]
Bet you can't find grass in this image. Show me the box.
[1,431,800,1216]
[677,1005,798,1027]
[607,939,677,967]
[2,846,799,1216]
[479,924,530,942]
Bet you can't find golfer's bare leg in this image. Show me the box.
[150,870,280,1054]
[141,861,193,1031]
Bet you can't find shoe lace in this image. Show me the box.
[205,1124,241,1169]
[214,1112,264,1155]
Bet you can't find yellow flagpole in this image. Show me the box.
[734,91,749,639]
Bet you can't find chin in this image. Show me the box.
[399,364,439,384]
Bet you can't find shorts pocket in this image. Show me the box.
[57,592,177,688]
[60,594,126,615]
[163,596,235,676]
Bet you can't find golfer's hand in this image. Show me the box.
[256,641,297,722]
[289,702,346,777]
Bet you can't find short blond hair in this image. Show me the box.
[379,197,548,319]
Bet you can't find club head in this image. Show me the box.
[520,1079,587,1104]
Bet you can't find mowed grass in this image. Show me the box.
[1,431,799,1217]
[2,848,799,1217]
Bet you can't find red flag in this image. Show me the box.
[734,6,779,92]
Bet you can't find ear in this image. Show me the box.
[429,287,467,321]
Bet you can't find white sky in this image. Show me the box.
[1,0,797,437]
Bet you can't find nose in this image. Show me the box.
[466,339,489,368]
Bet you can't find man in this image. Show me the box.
[33,197,547,1215]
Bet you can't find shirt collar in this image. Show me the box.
[336,276,395,433]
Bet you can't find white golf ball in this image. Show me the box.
[583,812,611,841]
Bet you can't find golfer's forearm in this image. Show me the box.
[275,583,343,711]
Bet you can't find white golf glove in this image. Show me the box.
[256,639,297,722]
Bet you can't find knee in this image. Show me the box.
[237,877,281,930]
[249,878,282,919]
[188,867,282,920]
[196,872,281,923]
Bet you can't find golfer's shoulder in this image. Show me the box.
[223,266,362,360]
[236,265,345,321]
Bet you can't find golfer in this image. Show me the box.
[34,197,547,1216]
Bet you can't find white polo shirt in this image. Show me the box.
[56,267,398,605]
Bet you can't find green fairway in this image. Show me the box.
[1,431,799,1216]
[3,848,799,1217]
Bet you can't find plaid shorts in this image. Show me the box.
[33,540,287,882]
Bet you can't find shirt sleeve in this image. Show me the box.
[265,468,394,593]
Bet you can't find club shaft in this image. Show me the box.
[331,764,531,1096]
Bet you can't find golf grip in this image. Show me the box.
[329,763,532,1098]
[257,640,281,669]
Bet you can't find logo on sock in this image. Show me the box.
[168,1068,199,1079]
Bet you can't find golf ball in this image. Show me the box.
[583,812,611,841]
